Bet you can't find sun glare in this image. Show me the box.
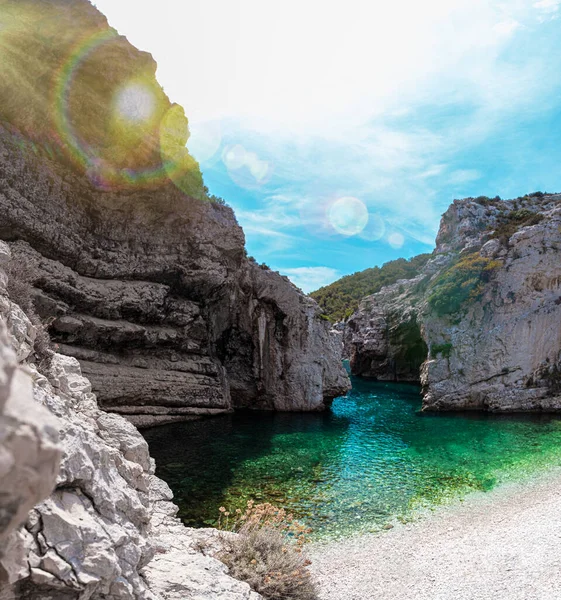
[327,197,369,237]
[114,82,156,123]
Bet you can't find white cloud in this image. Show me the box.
[94,0,549,135]
[447,169,482,185]
[92,0,561,261]
[493,19,521,37]
[417,164,447,179]
[279,267,341,294]
[534,0,560,14]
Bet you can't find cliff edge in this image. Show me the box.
[348,193,561,411]
[0,241,261,599]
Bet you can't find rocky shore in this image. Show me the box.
[0,0,347,596]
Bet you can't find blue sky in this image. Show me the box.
[94,0,561,292]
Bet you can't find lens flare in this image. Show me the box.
[52,29,171,191]
[188,120,222,164]
[328,197,369,236]
[53,29,117,175]
[359,213,386,241]
[159,104,205,197]
[222,144,273,189]
[388,232,405,248]
[115,83,156,123]
[358,213,386,242]
[223,144,247,170]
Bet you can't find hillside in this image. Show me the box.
[310,254,432,322]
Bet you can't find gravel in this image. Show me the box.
[310,469,561,600]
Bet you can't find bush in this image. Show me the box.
[209,194,227,206]
[4,259,53,368]
[310,253,432,323]
[490,209,544,242]
[216,501,317,600]
[427,253,502,317]
[431,342,453,358]
[473,195,501,206]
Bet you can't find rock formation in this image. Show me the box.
[0,254,61,591]
[0,241,262,600]
[0,0,349,427]
[0,0,348,596]
[348,193,561,411]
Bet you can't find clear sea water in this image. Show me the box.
[143,374,561,539]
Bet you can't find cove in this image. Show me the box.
[143,375,561,539]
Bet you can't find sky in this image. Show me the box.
[94,0,561,293]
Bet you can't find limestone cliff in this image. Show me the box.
[0,0,349,426]
[0,242,261,599]
[348,193,561,411]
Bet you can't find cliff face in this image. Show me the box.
[0,0,349,426]
[0,243,261,600]
[0,294,61,589]
[348,193,561,411]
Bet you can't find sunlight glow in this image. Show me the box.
[222,144,272,188]
[115,82,156,123]
[188,120,223,163]
[388,232,405,249]
[328,197,369,237]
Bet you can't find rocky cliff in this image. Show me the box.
[0,242,261,600]
[348,193,561,411]
[0,0,349,427]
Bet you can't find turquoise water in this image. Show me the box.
[143,376,561,539]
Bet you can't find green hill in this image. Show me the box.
[310,254,432,322]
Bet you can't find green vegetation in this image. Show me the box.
[310,254,432,322]
[431,342,453,358]
[427,252,502,317]
[472,195,502,206]
[490,208,544,242]
[202,185,227,206]
[0,1,206,200]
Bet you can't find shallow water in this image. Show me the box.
[143,376,561,539]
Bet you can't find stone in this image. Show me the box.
[348,194,561,411]
[0,316,61,587]
[0,260,264,599]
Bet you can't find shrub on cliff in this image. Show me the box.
[490,208,544,243]
[4,259,52,367]
[427,253,502,317]
[216,501,317,600]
